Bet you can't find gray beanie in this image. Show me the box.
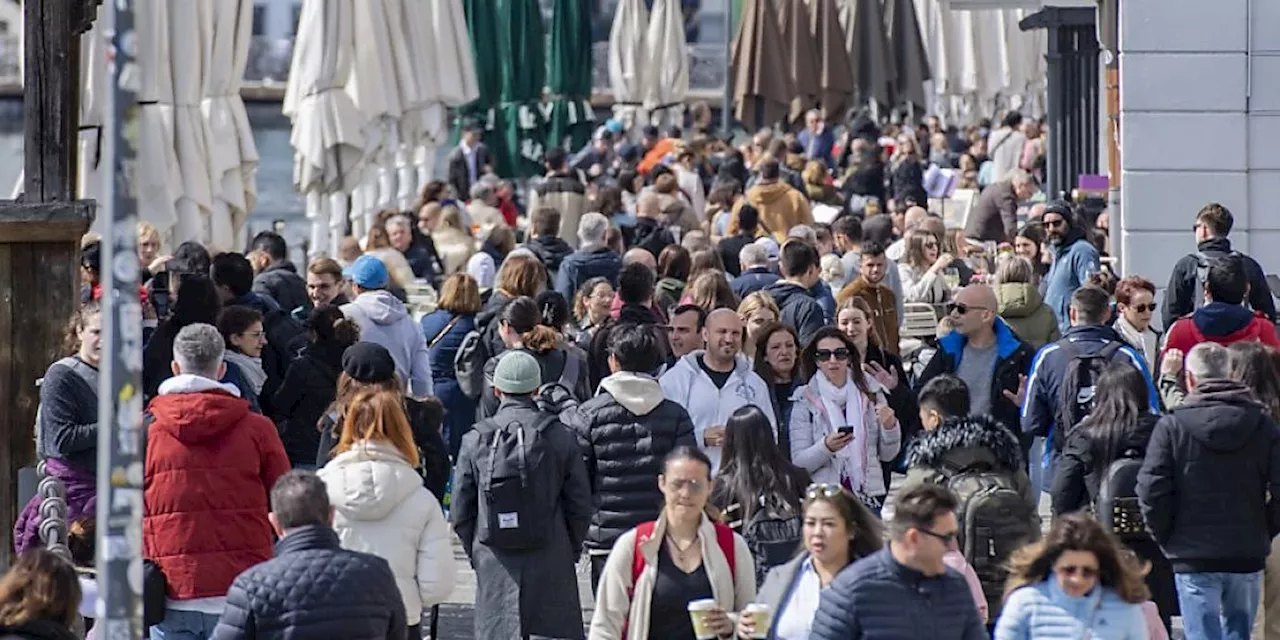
[493,351,542,395]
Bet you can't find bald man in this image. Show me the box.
[630,192,675,261]
[660,308,776,472]
[622,248,657,271]
[915,284,1035,449]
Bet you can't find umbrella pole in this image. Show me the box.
[722,3,733,136]
[98,0,146,635]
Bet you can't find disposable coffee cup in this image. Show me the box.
[744,603,773,639]
[687,598,718,639]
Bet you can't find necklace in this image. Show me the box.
[666,533,697,560]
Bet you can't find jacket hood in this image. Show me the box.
[938,317,1025,361]
[995,282,1045,318]
[351,290,409,325]
[1179,379,1267,452]
[600,371,666,416]
[656,277,685,297]
[762,280,812,307]
[232,291,282,316]
[749,180,795,205]
[616,302,660,325]
[1191,302,1259,338]
[1197,237,1234,254]
[527,235,573,268]
[322,440,424,521]
[905,414,1024,472]
[149,375,250,444]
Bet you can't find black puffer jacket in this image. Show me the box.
[317,397,450,504]
[562,372,697,552]
[902,414,1034,507]
[252,261,309,317]
[1138,379,1280,573]
[525,235,573,282]
[272,341,345,466]
[211,525,407,640]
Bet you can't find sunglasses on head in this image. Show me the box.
[946,302,987,316]
[1127,303,1156,313]
[815,347,851,362]
[806,483,844,499]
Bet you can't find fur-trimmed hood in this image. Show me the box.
[906,414,1024,472]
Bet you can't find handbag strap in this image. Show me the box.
[428,315,462,348]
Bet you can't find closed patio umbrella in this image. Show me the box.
[284,0,366,257]
[78,2,107,209]
[168,0,217,245]
[608,0,649,138]
[643,0,690,132]
[838,0,895,112]
[461,0,507,185]
[203,0,259,249]
[135,0,182,241]
[885,0,932,115]
[774,0,821,124]
[406,0,479,195]
[808,0,856,121]
[547,0,595,153]
[731,0,793,129]
[496,0,547,178]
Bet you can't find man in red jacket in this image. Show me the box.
[144,322,290,639]
[1162,254,1280,363]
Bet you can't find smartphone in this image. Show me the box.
[837,426,854,435]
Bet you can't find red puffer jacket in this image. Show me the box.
[144,376,290,600]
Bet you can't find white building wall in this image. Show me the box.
[1119,0,1280,286]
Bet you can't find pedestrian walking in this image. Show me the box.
[144,323,291,639]
[752,322,800,453]
[143,273,222,401]
[452,350,593,640]
[735,484,883,640]
[589,447,756,640]
[340,255,433,398]
[0,548,81,640]
[809,483,988,639]
[479,295,592,418]
[1138,342,1280,639]
[271,305,360,469]
[555,213,622,303]
[1039,203,1101,332]
[789,327,900,513]
[762,240,826,347]
[216,305,269,407]
[1161,202,1275,328]
[249,231,308,318]
[318,390,456,638]
[419,273,482,458]
[995,514,1151,639]
[1161,254,1280,360]
[212,471,408,640]
[211,252,306,387]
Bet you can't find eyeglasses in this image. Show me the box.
[815,347,851,362]
[945,302,987,316]
[242,331,266,340]
[917,528,958,545]
[1043,218,1067,229]
[1127,303,1156,313]
[666,478,706,494]
[1056,564,1099,579]
[806,483,845,499]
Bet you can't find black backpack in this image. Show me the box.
[1192,250,1243,311]
[741,495,803,586]
[1094,448,1150,542]
[534,349,582,416]
[940,460,1039,622]
[477,414,558,551]
[1054,341,1125,454]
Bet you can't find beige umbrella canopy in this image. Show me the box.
[166,0,217,246]
[608,0,650,137]
[732,0,793,129]
[807,0,856,121]
[774,0,821,124]
[203,0,260,249]
[838,0,896,111]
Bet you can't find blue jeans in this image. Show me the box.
[1175,571,1263,640]
[150,609,221,640]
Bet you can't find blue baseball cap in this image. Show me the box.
[344,254,389,289]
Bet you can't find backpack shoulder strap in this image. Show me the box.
[1099,340,1125,361]
[559,349,580,390]
[630,521,658,594]
[713,522,737,585]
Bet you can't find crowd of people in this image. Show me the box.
[6,106,1280,640]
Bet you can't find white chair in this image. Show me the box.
[900,303,940,340]
[403,281,438,319]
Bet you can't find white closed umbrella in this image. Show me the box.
[135,0,182,243]
[203,0,259,250]
[167,0,216,246]
[346,0,408,236]
[78,2,107,209]
[643,0,689,131]
[284,0,366,258]
[405,0,479,197]
[609,0,650,138]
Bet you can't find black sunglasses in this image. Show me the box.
[918,528,958,545]
[946,302,987,316]
[1043,218,1067,228]
[815,347,851,362]
[1127,303,1156,313]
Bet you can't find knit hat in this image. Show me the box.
[342,342,396,383]
[493,351,542,395]
[466,252,496,288]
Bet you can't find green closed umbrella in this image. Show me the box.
[496,0,548,178]
[461,0,507,173]
[546,0,595,153]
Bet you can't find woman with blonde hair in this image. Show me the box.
[431,204,476,275]
[420,273,484,457]
[738,292,780,358]
[0,548,80,640]
[685,271,739,312]
[319,388,456,639]
[995,514,1150,638]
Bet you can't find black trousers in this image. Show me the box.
[590,554,610,597]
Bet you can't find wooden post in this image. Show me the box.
[0,0,98,563]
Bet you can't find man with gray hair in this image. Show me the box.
[731,242,780,299]
[1139,341,1280,639]
[213,471,407,639]
[554,212,621,301]
[467,179,505,230]
[145,323,290,638]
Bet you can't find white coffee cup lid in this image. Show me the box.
[687,598,717,611]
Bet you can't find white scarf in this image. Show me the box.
[224,350,267,395]
[1114,314,1157,370]
[814,371,871,494]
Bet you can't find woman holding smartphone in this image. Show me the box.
[788,327,901,513]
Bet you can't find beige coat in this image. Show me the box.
[588,513,756,640]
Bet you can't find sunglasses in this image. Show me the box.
[946,302,987,316]
[1056,564,1099,579]
[918,528,958,545]
[923,241,939,249]
[1127,303,1156,313]
[815,347,851,362]
[1043,218,1067,228]
[806,483,845,499]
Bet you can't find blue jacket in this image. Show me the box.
[1020,325,1159,460]
[810,547,987,640]
[798,128,836,167]
[916,318,1035,440]
[810,280,836,323]
[995,578,1148,639]
[732,267,781,300]
[420,310,477,380]
[212,525,407,640]
[763,280,826,348]
[554,247,622,302]
[1043,237,1101,333]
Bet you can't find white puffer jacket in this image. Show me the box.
[318,440,456,624]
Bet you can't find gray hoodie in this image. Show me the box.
[341,291,433,397]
